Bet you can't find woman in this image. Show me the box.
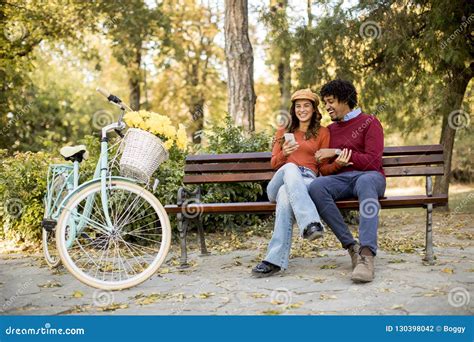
[251,88,330,278]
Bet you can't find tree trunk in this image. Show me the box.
[433,65,472,210]
[224,0,256,132]
[269,0,291,111]
[276,0,291,111]
[190,99,205,144]
[128,49,142,111]
[307,0,313,28]
[278,57,291,111]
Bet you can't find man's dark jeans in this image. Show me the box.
[308,171,386,255]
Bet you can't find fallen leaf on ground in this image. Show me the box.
[261,309,283,315]
[196,292,214,299]
[391,304,404,310]
[441,268,454,274]
[136,293,163,305]
[288,301,304,309]
[99,303,129,311]
[38,280,62,288]
[158,268,170,274]
[320,294,337,300]
[249,293,267,299]
[320,264,337,270]
[72,290,83,298]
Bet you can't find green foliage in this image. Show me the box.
[0,117,273,243]
[193,115,272,231]
[295,0,473,134]
[0,149,56,242]
[152,146,186,211]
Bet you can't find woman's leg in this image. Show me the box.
[263,186,294,270]
[266,164,287,202]
[282,164,321,236]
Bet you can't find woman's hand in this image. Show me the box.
[335,148,353,167]
[315,148,338,162]
[282,141,299,157]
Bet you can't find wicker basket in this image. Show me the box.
[120,128,169,183]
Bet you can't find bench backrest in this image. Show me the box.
[183,145,445,184]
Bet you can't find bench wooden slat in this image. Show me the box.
[186,152,271,164]
[183,167,444,183]
[384,166,444,177]
[185,162,272,173]
[382,154,444,167]
[164,194,448,214]
[184,145,444,164]
[184,155,444,174]
[183,172,275,184]
[383,145,443,156]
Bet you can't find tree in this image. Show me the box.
[98,0,170,111]
[261,0,292,112]
[294,0,473,206]
[0,0,100,151]
[149,0,225,144]
[224,0,256,132]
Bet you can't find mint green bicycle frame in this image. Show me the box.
[46,119,130,249]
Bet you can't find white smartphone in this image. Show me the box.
[284,133,296,145]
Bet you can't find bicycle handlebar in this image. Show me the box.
[96,87,132,112]
[96,87,130,137]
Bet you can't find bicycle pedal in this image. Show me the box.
[41,219,57,232]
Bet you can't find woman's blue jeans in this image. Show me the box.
[264,163,322,269]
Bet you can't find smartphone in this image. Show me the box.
[284,133,296,145]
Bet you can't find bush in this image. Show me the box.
[0,149,54,242]
[0,118,273,244]
[194,115,273,231]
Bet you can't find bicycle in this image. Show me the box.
[41,88,172,290]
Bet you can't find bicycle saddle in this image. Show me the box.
[60,145,89,162]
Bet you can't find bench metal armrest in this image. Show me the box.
[177,186,202,205]
[425,176,433,197]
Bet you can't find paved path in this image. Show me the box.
[1,240,472,315]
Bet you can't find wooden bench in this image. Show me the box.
[164,145,448,267]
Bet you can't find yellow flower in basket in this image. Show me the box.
[123,111,146,128]
[123,110,187,151]
[176,124,187,150]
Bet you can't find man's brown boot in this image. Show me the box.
[351,248,375,283]
[348,242,360,270]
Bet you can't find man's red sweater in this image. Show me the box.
[323,113,385,176]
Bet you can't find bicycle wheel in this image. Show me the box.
[43,227,61,268]
[55,179,171,290]
[43,174,68,268]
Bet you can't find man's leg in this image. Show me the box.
[353,171,386,255]
[351,171,386,282]
[308,172,358,248]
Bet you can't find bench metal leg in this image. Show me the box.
[177,213,190,268]
[423,204,434,265]
[197,217,209,256]
[423,175,435,265]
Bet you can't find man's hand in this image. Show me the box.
[335,148,353,167]
[315,148,338,162]
[282,140,299,156]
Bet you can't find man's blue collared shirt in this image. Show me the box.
[343,108,362,121]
